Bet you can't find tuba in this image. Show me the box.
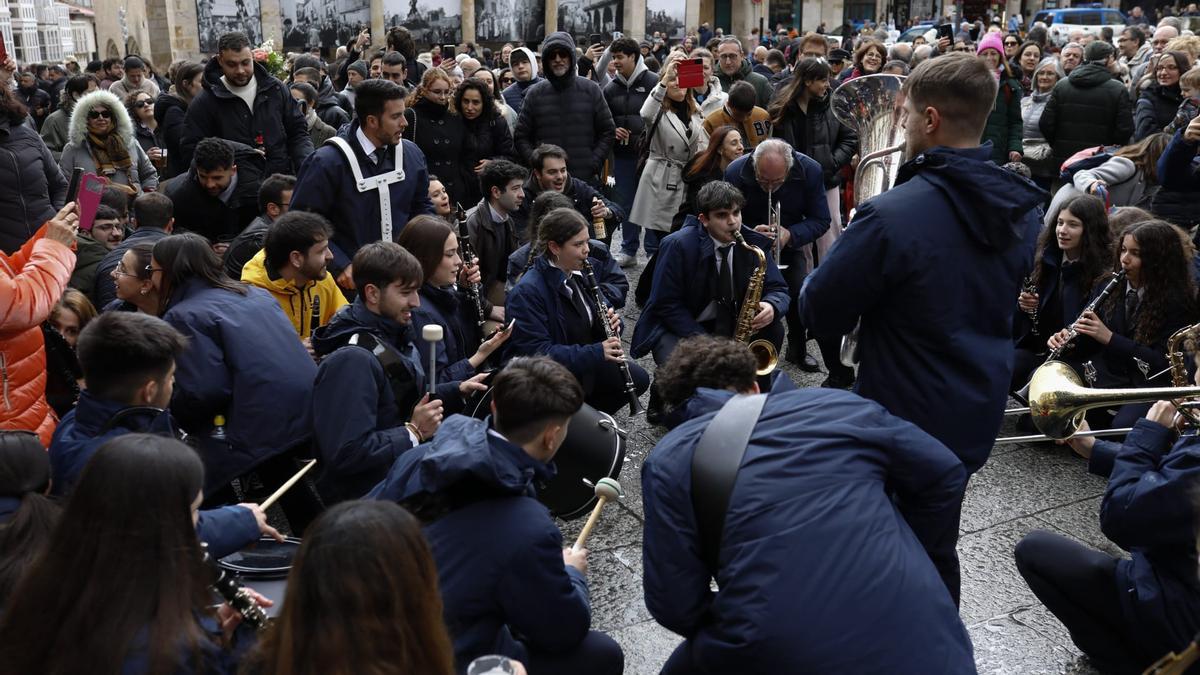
[732,230,779,375]
[830,74,908,366]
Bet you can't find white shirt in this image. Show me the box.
[356,126,380,163]
[548,259,593,323]
[220,74,257,113]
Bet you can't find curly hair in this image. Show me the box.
[406,67,453,107]
[451,77,496,122]
[1033,194,1112,298]
[1106,220,1198,344]
[655,335,757,409]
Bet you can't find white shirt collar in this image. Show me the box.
[488,202,509,223]
[1126,280,1145,300]
[356,126,379,160]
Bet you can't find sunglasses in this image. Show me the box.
[87,109,112,120]
[1004,41,1019,46]
[134,99,152,108]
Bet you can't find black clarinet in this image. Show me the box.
[581,260,644,416]
[309,294,321,335]
[455,203,488,330]
[202,544,269,631]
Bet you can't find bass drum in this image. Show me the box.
[467,386,625,520]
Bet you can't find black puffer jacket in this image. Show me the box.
[1134,84,1182,142]
[0,116,67,254]
[602,58,658,158]
[459,112,517,207]
[771,93,859,188]
[1040,63,1133,169]
[404,97,466,206]
[181,59,314,176]
[153,92,189,179]
[315,76,351,129]
[514,32,616,184]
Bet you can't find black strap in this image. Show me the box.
[690,393,767,573]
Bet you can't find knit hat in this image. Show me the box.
[977,31,1005,57]
[1084,40,1114,63]
[347,60,369,79]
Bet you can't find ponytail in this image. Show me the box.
[0,432,59,604]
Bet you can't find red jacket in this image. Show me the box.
[0,223,75,446]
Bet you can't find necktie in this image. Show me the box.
[568,275,594,326]
[1125,288,1139,324]
[716,245,734,337]
[370,147,383,165]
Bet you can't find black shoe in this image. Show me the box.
[646,384,665,426]
[785,343,821,372]
[820,371,856,389]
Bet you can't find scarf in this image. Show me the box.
[86,130,132,176]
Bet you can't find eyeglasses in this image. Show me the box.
[144,264,164,274]
[113,265,140,278]
[87,109,112,119]
[1004,41,1019,46]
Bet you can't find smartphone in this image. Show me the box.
[64,167,83,205]
[503,319,516,333]
[677,58,704,89]
[936,23,953,41]
[442,44,456,60]
[75,173,105,232]
[589,33,603,47]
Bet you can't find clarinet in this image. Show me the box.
[202,544,269,631]
[1021,275,1039,337]
[1047,269,1126,361]
[309,294,321,336]
[581,260,644,416]
[455,203,488,331]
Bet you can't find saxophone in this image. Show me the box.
[732,230,779,375]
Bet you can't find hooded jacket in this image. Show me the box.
[1134,83,1183,142]
[367,415,593,668]
[162,278,316,493]
[500,47,542,114]
[290,120,434,272]
[715,58,773,108]
[1152,128,1200,229]
[239,249,347,340]
[798,145,1044,473]
[602,55,659,158]
[59,90,159,193]
[0,222,74,446]
[39,97,73,158]
[152,92,189,179]
[161,144,265,243]
[1040,62,1134,168]
[770,92,858,187]
[313,76,351,129]
[310,299,460,503]
[0,115,67,255]
[181,59,314,176]
[514,32,616,183]
[48,390,259,558]
[642,386,973,673]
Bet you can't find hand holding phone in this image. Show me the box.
[677,58,704,89]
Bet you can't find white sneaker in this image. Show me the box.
[614,252,635,268]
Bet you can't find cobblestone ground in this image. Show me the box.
[558,250,1109,675]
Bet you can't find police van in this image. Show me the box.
[1031,6,1129,45]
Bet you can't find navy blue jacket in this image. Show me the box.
[799,145,1043,472]
[504,256,627,379]
[1014,248,1092,349]
[93,227,169,308]
[513,175,625,243]
[505,239,628,304]
[368,415,593,669]
[725,150,831,252]
[642,387,973,673]
[181,59,313,176]
[311,300,460,503]
[290,121,434,271]
[1154,128,1200,228]
[1088,421,1200,657]
[48,390,260,558]
[631,217,790,358]
[501,76,543,116]
[162,279,316,493]
[412,284,481,384]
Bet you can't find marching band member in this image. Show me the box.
[507,191,628,300]
[799,54,1045,604]
[505,208,648,414]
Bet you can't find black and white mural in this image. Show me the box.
[385,0,463,46]
[279,0,370,55]
[645,0,684,40]
[557,0,623,40]
[197,0,263,53]
[475,0,545,44]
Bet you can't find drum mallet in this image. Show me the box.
[422,325,443,396]
[572,477,623,552]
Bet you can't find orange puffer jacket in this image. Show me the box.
[0,223,75,446]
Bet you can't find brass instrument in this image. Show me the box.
[830,74,907,367]
[581,260,644,415]
[732,230,779,376]
[768,189,786,270]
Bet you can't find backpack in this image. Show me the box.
[1059,145,1118,181]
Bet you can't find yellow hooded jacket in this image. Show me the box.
[240,249,347,339]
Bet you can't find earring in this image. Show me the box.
[140,289,148,295]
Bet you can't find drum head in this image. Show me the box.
[218,536,301,580]
[467,386,625,521]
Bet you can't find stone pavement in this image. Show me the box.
[563,256,1113,675]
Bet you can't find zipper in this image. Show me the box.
[1,353,11,412]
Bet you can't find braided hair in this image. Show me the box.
[521,191,576,276]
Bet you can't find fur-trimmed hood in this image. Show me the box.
[67,90,133,146]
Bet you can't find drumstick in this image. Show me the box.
[423,325,444,396]
[572,477,623,552]
[259,459,318,511]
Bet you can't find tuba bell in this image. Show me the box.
[830,74,907,367]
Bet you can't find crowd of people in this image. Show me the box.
[0,9,1198,674]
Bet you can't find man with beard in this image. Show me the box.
[798,53,1044,604]
[240,210,347,348]
[514,32,615,186]
[16,72,51,130]
[514,144,623,242]
[463,159,527,311]
[162,138,264,251]
[68,205,124,296]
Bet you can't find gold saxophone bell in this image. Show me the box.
[732,231,778,376]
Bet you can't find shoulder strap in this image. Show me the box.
[690,393,767,572]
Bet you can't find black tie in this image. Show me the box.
[568,275,593,326]
[716,245,735,337]
[1125,289,1139,324]
[371,146,385,165]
